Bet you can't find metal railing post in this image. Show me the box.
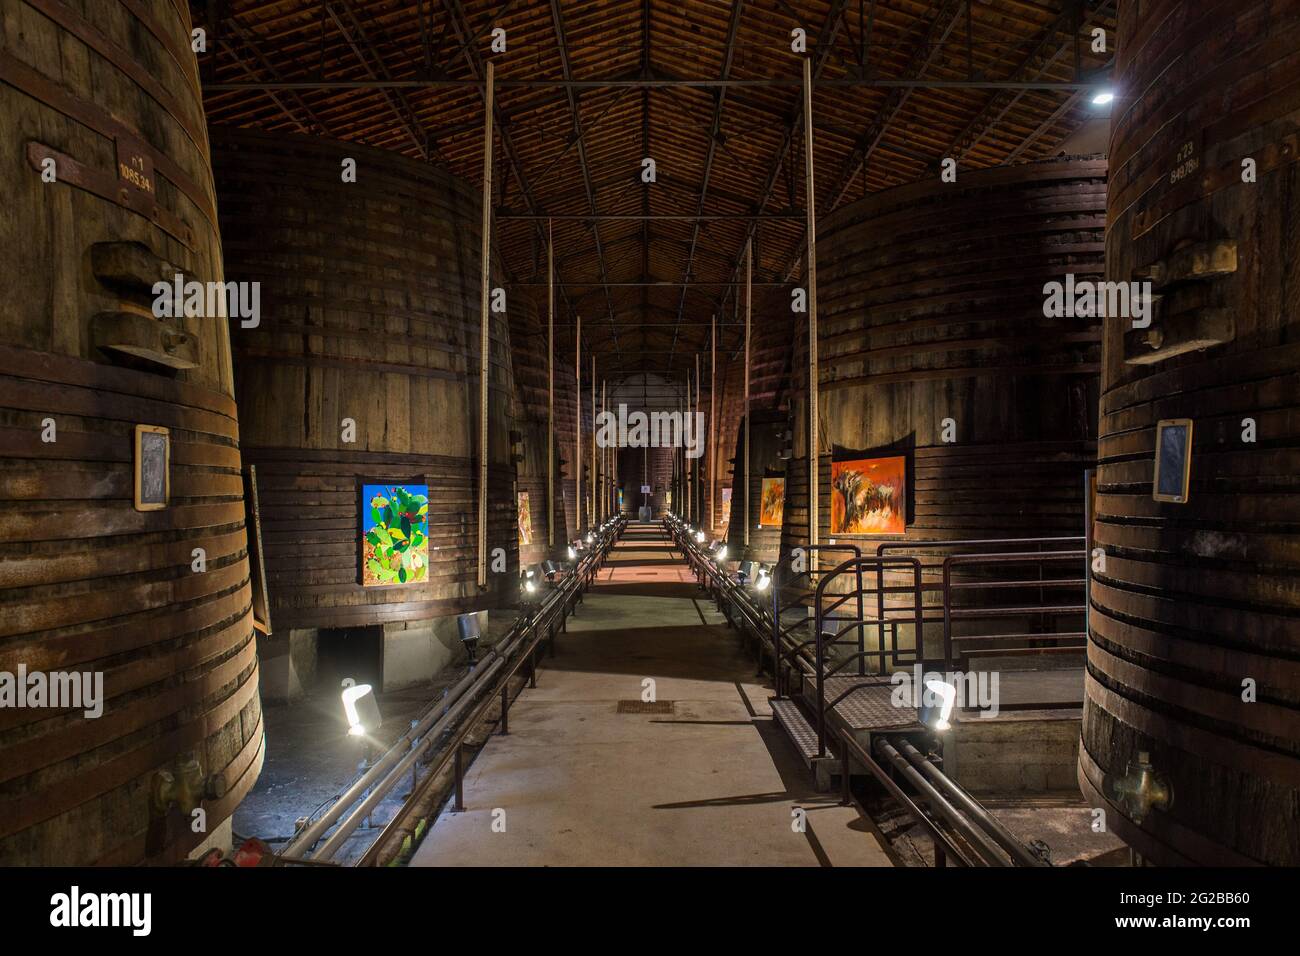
[453,743,465,812]
[942,557,955,670]
[877,551,886,672]
[840,737,851,806]
[856,562,865,676]
[814,580,826,759]
[771,561,783,699]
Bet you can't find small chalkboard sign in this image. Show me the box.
[1153,418,1193,504]
[134,425,170,511]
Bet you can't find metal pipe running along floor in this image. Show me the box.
[409,522,891,866]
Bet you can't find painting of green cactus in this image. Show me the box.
[361,483,429,586]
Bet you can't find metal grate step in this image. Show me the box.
[804,676,920,732]
[770,698,822,768]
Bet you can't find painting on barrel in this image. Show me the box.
[518,491,533,546]
[759,477,785,527]
[831,457,906,534]
[362,483,429,586]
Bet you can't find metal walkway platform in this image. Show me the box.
[814,676,921,733]
[408,522,893,867]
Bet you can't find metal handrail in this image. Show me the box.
[872,536,1086,622]
[768,545,862,697]
[664,517,1051,868]
[941,550,1087,670]
[813,555,925,757]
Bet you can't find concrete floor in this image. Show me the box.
[410,523,892,867]
[235,618,518,863]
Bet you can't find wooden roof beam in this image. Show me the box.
[703,0,850,331]
[324,0,432,160]
[222,18,328,135]
[548,0,622,360]
[641,1,651,361]
[822,0,967,221]
[439,0,568,298]
[947,0,1115,164]
[666,0,753,368]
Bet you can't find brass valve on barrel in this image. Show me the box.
[150,753,223,817]
[1107,750,1173,825]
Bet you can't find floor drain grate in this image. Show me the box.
[616,700,675,714]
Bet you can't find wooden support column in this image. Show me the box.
[673,399,680,516]
[684,376,691,524]
[803,55,820,551]
[694,354,701,530]
[598,377,603,522]
[590,355,596,530]
[744,240,751,549]
[547,219,554,548]
[710,313,716,537]
[575,314,581,537]
[477,60,494,589]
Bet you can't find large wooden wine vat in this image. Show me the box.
[0,0,262,863]
[784,157,1107,552]
[723,315,797,560]
[211,128,518,694]
[706,356,742,540]
[726,409,788,563]
[1080,0,1300,866]
[510,299,570,567]
[548,344,580,539]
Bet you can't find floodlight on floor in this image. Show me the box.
[457,610,488,664]
[921,679,957,732]
[340,678,381,737]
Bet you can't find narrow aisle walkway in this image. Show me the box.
[410,522,892,866]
